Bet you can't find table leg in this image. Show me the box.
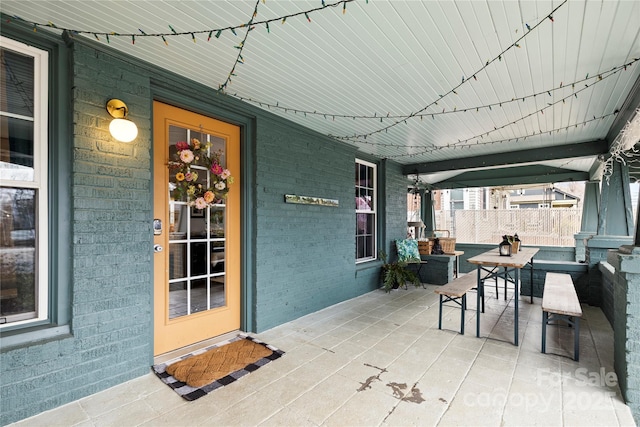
[530,257,534,304]
[476,266,481,338]
[542,310,547,354]
[504,267,508,301]
[514,268,519,346]
[455,254,460,279]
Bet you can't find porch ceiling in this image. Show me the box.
[2,0,640,188]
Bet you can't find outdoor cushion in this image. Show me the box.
[396,239,421,263]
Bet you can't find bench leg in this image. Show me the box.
[542,310,548,354]
[461,294,466,335]
[574,317,580,361]
[438,294,443,330]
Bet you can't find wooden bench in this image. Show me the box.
[542,272,582,361]
[434,272,478,334]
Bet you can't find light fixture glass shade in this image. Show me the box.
[109,118,138,143]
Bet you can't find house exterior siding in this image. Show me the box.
[0,26,406,424]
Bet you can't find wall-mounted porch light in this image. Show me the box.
[106,99,138,143]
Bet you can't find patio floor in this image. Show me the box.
[11,282,636,426]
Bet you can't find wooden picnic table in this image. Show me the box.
[467,247,540,345]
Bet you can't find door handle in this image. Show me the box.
[154,244,163,253]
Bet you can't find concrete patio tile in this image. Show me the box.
[255,330,310,352]
[353,347,400,370]
[612,393,638,427]
[381,396,448,426]
[9,402,90,427]
[377,358,432,393]
[286,374,360,426]
[8,285,636,427]
[465,363,514,390]
[330,339,369,360]
[78,376,161,419]
[437,342,480,364]
[563,409,623,426]
[142,386,189,415]
[347,331,384,349]
[439,381,504,426]
[201,392,284,427]
[321,386,400,427]
[260,406,319,427]
[91,400,159,427]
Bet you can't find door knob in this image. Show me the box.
[154,244,163,253]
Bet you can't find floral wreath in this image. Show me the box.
[170,138,233,209]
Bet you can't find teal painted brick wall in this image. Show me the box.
[1,29,407,423]
[609,248,640,424]
[253,117,372,331]
[383,160,408,257]
[1,42,154,425]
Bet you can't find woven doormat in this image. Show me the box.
[152,335,285,401]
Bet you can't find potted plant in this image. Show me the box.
[379,250,420,292]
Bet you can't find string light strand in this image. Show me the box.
[218,0,261,91]
[385,112,620,159]
[6,0,356,41]
[228,58,638,122]
[327,0,569,141]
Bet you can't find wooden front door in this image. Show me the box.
[153,101,241,356]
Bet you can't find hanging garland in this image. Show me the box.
[601,108,640,182]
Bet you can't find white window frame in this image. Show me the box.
[355,159,377,263]
[0,37,49,327]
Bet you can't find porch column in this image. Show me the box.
[422,190,436,236]
[574,181,600,262]
[586,161,634,308]
[598,161,634,236]
[609,245,640,424]
[635,184,640,246]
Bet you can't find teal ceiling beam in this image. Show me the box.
[428,165,590,190]
[402,140,608,176]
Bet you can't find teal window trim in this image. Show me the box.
[0,23,72,346]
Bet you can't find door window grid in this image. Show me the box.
[167,127,227,318]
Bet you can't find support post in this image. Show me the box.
[574,181,600,262]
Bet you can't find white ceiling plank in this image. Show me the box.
[1,0,638,175]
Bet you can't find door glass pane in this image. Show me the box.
[169,242,186,280]
[168,280,188,319]
[167,126,228,319]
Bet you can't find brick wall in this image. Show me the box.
[0,29,408,424]
[609,247,640,424]
[383,160,409,255]
[0,42,153,425]
[253,118,360,331]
